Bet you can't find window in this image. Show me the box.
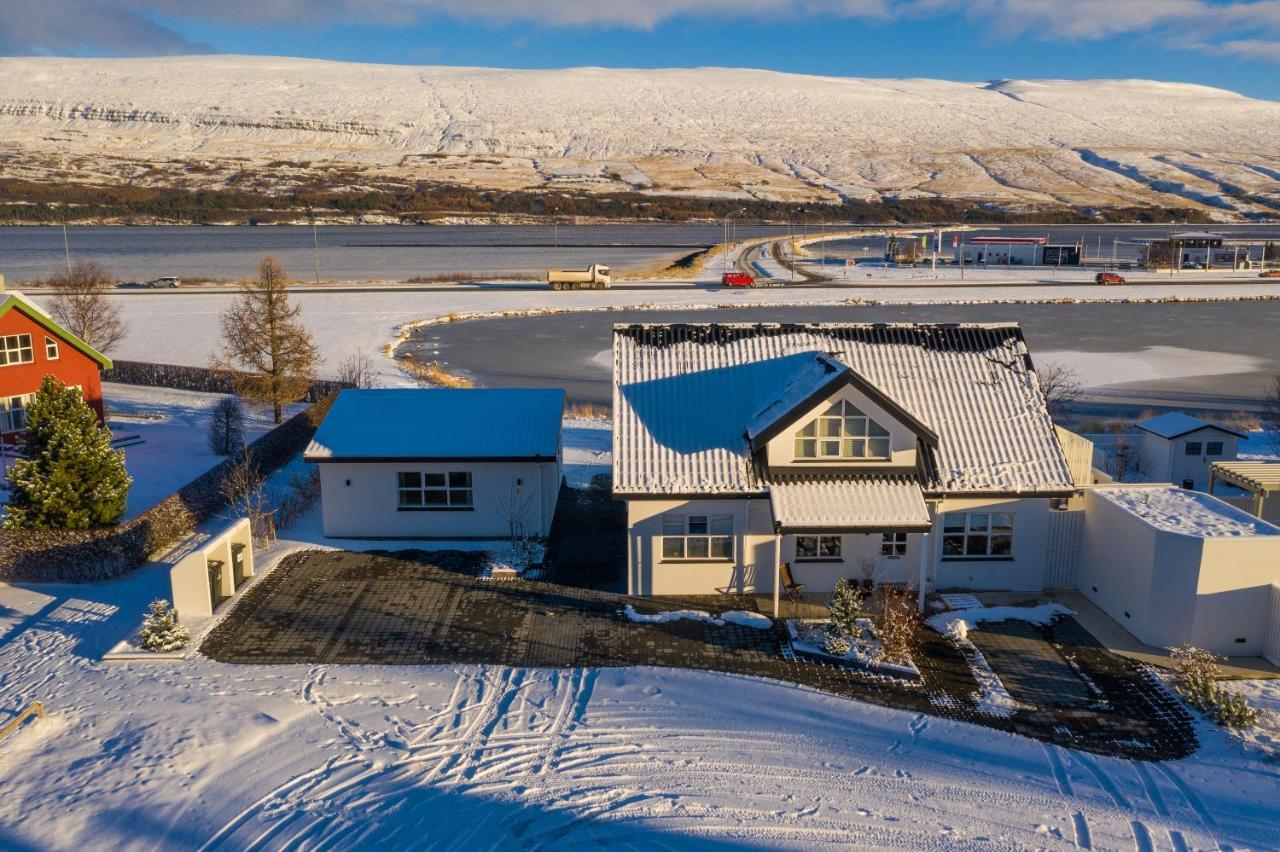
[1184,442,1202,456]
[0,334,34,367]
[796,535,841,560]
[0,393,35,433]
[793,400,892,460]
[942,512,1014,559]
[44,337,59,360]
[1206,441,1224,456]
[880,532,907,558]
[397,471,473,509]
[661,513,733,560]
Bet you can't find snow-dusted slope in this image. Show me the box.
[2,56,1279,213]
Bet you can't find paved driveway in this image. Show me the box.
[202,550,1196,760]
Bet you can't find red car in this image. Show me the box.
[722,272,755,287]
[1259,270,1280,278]
[1095,272,1126,285]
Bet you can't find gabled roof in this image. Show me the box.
[0,290,113,370]
[745,352,938,451]
[611,322,1074,496]
[767,473,931,533]
[305,388,564,462]
[1135,412,1247,440]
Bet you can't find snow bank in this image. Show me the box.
[1096,486,1280,537]
[926,603,1074,643]
[622,605,772,629]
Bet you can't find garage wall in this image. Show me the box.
[318,460,560,539]
[1191,537,1280,655]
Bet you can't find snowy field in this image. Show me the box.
[0,543,1278,850]
[26,279,1280,390]
[104,384,306,519]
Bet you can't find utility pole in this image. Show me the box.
[307,207,320,285]
[722,207,745,278]
[61,210,72,275]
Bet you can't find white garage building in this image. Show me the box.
[1078,485,1280,656]
[306,388,564,540]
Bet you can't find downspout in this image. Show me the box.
[772,522,782,619]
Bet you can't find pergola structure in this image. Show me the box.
[1209,461,1280,522]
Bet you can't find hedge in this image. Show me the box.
[0,394,335,583]
[103,360,345,402]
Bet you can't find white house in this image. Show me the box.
[305,388,564,540]
[612,323,1076,612]
[1078,485,1280,656]
[1135,412,1245,491]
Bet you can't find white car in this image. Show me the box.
[145,277,181,288]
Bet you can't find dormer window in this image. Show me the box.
[793,400,892,460]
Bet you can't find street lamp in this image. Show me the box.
[723,207,747,277]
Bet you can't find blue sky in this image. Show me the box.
[4,1,1280,99]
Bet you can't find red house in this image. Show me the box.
[0,288,112,441]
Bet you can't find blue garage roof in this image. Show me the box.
[305,388,564,461]
[1135,412,1247,440]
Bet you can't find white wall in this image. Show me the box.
[626,497,774,595]
[1191,536,1279,655]
[784,532,921,593]
[763,384,918,471]
[1142,427,1237,491]
[931,496,1053,592]
[318,460,560,539]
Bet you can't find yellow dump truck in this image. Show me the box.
[547,264,611,290]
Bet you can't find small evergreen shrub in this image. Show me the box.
[823,628,852,657]
[1168,644,1261,732]
[827,578,864,639]
[138,599,190,652]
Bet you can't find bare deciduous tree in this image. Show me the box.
[46,259,127,353]
[1038,361,1084,423]
[1102,422,1148,482]
[208,396,246,455]
[215,256,318,423]
[1263,373,1280,457]
[335,351,380,389]
[220,451,274,546]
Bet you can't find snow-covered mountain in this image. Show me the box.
[2,55,1279,215]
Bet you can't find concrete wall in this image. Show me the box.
[931,496,1054,592]
[318,460,560,539]
[1191,536,1279,655]
[170,517,254,619]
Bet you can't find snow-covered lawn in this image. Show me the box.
[104,383,307,519]
[1,551,1278,850]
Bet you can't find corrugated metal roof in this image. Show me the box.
[768,473,931,532]
[745,353,847,442]
[1135,412,1247,440]
[612,323,1074,496]
[1211,461,1280,494]
[306,388,563,461]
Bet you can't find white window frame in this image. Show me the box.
[942,512,1014,560]
[397,470,473,510]
[880,532,908,558]
[0,392,36,433]
[0,333,34,367]
[793,399,892,460]
[44,337,60,360]
[795,535,842,561]
[661,513,734,561]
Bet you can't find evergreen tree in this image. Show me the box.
[2,376,132,529]
[138,599,189,652]
[827,578,864,638]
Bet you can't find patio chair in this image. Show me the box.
[779,562,806,609]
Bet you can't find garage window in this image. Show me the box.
[661,513,733,561]
[942,512,1014,559]
[796,535,841,561]
[1185,442,1202,456]
[398,471,473,509]
[1206,441,1224,456]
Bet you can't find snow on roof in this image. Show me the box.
[1095,486,1280,538]
[305,388,563,461]
[612,323,1073,496]
[745,353,847,442]
[0,290,113,369]
[1135,412,1246,440]
[768,474,931,533]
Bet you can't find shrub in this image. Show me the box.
[138,599,189,652]
[875,585,921,667]
[827,578,863,639]
[208,396,247,455]
[1168,644,1261,732]
[823,628,851,657]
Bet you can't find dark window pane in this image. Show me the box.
[710,537,733,559]
[398,471,421,488]
[868,438,891,458]
[1185,442,1202,456]
[965,535,988,556]
[969,514,990,532]
[662,538,685,559]
[943,535,965,556]
[990,535,1013,557]
[687,538,709,559]
[943,514,965,533]
[449,471,471,487]
[449,489,472,506]
[399,489,423,506]
[796,536,818,558]
[424,473,446,487]
[687,516,708,535]
[819,536,841,557]
[425,490,448,505]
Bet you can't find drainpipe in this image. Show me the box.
[916,531,930,614]
[772,529,782,619]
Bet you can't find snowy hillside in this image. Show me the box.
[2,56,1279,214]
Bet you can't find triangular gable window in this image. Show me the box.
[793,400,892,459]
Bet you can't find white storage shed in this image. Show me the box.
[305,388,564,540]
[1078,486,1280,656]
